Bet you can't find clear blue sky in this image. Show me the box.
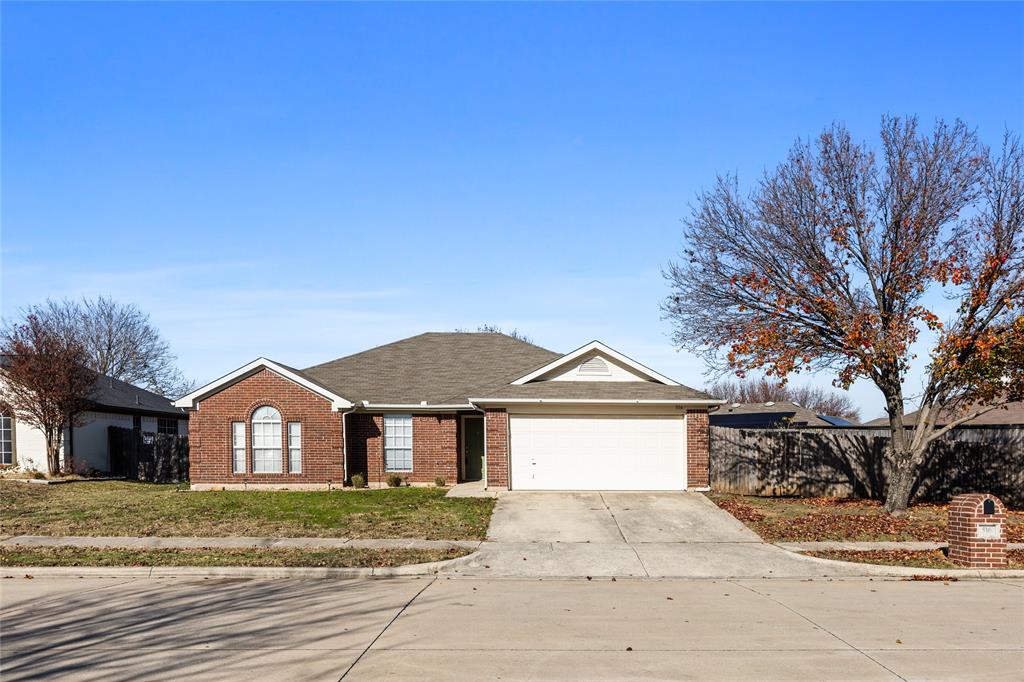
[3,2,1022,419]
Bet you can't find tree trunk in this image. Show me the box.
[884,454,917,515]
[45,440,61,476]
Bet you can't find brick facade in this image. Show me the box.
[686,409,710,489]
[348,412,460,487]
[485,408,509,489]
[188,369,343,487]
[948,493,1007,568]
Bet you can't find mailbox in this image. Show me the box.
[948,493,1007,568]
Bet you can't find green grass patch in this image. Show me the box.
[708,493,1024,543]
[0,545,470,568]
[0,481,495,540]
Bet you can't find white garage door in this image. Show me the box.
[509,414,686,491]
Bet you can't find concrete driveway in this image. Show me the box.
[447,492,884,579]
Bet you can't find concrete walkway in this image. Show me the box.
[0,536,480,551]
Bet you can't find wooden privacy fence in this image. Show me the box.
[108,426,189,483]
[710,425,1024,506]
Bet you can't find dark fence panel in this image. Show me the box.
[108,427,189,483]
[710,425,1023,506]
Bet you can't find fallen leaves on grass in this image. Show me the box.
[803,549,1024,570]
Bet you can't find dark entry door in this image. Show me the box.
[463,417,485,481]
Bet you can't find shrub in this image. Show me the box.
[386,473,404,488]
[434,476,447,488]
[28,470,46,480]
[350,473,366,489]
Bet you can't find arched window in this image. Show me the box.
[251,406,282,473]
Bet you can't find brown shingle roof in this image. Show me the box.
[472,381,714,402]
[302,333,561,405]
[708,401,837,427]
[865,401,1024,427]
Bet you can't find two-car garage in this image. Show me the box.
[507,413,687,491]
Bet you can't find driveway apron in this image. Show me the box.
[448,492,884,579]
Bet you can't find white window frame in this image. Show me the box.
[0,412,14,466]
[251,406,283,474]
[231,421,246,474]
[383,414,413,472]
[287,422,302,474]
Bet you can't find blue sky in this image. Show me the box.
[3,2,1022,419]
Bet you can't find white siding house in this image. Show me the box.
[1,372,188,474]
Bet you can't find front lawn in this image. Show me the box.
[0,481,495,540]
[803,549,1024,570]
[0,546,469,568]
[708,493,1024,543]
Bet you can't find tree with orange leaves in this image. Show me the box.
[664,117,1023,514]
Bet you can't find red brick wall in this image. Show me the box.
[686,409,709,489]
[485,408,509,489]
[948,493,1007,568]
[188,369,343,484]
[347,413,460,486]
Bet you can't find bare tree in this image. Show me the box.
[0,314,97,475]
[706,377,861,422]
[664,117,1023,513]
[456,324,534,344]
[31,297,193,398]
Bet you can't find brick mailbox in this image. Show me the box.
[948,493,1007,568]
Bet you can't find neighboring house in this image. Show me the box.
[0,372,188,473]
[175,333,723,491]
[709,401,856,428]
[864,401,1024,427]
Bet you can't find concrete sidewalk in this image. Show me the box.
[0,536,480,551]
[3,576,1022,680]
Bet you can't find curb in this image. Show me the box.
[1,551,482,580]
[773,544,1024,579]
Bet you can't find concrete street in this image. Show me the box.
[2,576,1021,681]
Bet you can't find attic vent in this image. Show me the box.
[578,357,611,376]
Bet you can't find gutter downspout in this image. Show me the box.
[340,406,357,485]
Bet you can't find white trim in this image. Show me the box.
[174,358,353,411]
[361,403,475,411]
[511,341,681,386]
[474,398,721,405]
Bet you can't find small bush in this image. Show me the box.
[386,473,404,488]
[434,476,447,488]
[350,473,367,489]
[28,470,46,480]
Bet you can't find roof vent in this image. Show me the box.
[731,402,741,408]
[764,401,775,407]
[578,357,610,376]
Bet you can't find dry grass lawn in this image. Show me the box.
[708,493,1024,543]
[0,545,469,568]
[0,481,495,540]
[803,548,1024,570]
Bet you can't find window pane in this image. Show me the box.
[232,422,245,473]
[287,422,301,473]
[0,414,12,465]
[384,415,413,471]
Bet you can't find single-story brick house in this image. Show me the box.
[175,333,722,491]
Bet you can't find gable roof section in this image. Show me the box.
[864,401,1024,427]
[174,358,353,411]
[469,381,717,403]
[510,341,680,386]
[89,373,188,417]
[302,333,562,406]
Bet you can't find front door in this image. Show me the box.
[463,417,485,481]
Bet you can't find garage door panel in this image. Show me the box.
[509,415,686,491]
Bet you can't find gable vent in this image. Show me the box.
[578,357,611,375]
